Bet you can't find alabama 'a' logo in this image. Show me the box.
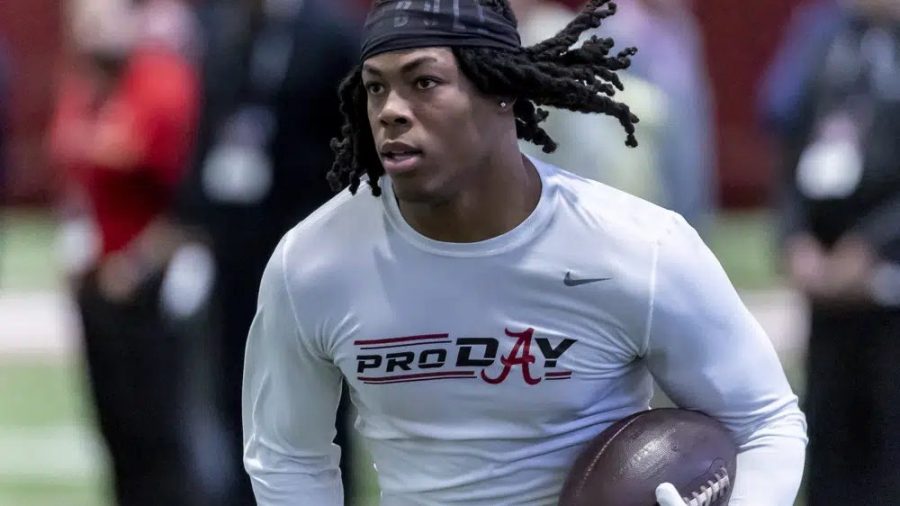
[354,327,576,386]
[481,328,541,385]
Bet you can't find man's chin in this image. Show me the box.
[390,179,448,206]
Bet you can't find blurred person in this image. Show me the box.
[176,0,360,503]
[507,0,668,201]
[604,0,716,234]
[242,1,807,505]
[761,1,900,504]
[47,0,201,504]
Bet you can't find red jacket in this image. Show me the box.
[50,48,199,256]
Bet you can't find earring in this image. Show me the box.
[499,101,508,109]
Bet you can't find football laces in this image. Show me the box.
[684,468,731,506]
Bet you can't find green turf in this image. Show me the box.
[0,357,379,506]
[707,211,780,290]
[0,358,110,506]
[0,480,109,506]
[0,359,94,428]
[1,209,61,292]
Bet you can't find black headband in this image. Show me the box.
[360,0,522,62]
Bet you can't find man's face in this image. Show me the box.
[362,47,502,204]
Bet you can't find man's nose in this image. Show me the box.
[378,90,412,127]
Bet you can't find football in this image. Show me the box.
[559,408,737,506]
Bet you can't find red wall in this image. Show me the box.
[695,0,805,207]
[0,0,63,204]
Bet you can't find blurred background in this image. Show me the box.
[1,0,898,505]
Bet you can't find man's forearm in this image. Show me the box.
[245,451,344,506]
[729,430,807,505]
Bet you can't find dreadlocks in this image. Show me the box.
[328,0,639,196]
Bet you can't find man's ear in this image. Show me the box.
[498,97,516,110]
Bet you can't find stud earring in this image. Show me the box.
[499,101,508,109]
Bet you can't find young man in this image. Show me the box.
[242,1,807,504]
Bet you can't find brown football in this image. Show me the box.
[559,409,737,506]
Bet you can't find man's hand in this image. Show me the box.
[785,233,879,307]
[820,234,876,305]
[97,252,145,302]
[656,483,688,506]
[784,233,828,298]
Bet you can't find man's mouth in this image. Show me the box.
[383,150,422,161]
[380,145,424,174]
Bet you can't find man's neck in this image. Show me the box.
[397,151,543,244]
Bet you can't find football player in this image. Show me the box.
[242,1,807,504]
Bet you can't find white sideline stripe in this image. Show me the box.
[0,292,82,357]
[0,425,106,480]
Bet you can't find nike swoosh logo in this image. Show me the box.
[564,272,612,287]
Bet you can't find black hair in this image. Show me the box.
[328,0,639,196]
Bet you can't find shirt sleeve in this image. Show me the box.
[242,236,345,505]
[643,213,808,506]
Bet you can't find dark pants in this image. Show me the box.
[805,306,900,506]
[76,271,199,506]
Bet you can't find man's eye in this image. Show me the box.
[415,78,438,90]
[365,83,384,94]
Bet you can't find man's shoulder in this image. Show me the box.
[272,186,384,311]
[279,185,384,270]
[549,165,679,243]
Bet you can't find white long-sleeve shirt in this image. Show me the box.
[242,157,807,505]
